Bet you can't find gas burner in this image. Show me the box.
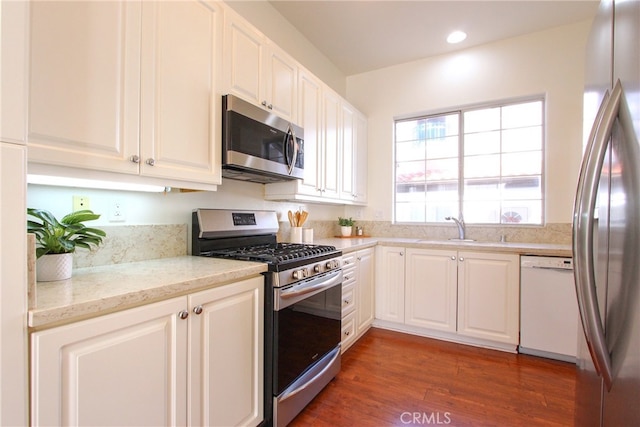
[201,242,338,264]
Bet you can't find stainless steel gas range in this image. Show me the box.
[192,209,342,427]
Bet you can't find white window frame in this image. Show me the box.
[393,97,545,225]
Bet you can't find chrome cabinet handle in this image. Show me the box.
[129,155,140,163]
[146,158,155,166]
[193,305,203,315]
[344,330,350,336]
[178,310,189,320]
[343,300,350,305]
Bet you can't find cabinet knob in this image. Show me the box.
[459,257,465,262]
[268,104,273,110]
[400,252,404,256]
[178,310,189,320]
[261,100,267,107]
[451,256,456,261]
[129,155,140,163]
[146,158,155,166]
[344,300,350,305]
[193,305,203,315]
[344,331,350,336]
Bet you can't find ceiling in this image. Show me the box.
[269,1,600,76]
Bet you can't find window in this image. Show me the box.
[394,99,544,225]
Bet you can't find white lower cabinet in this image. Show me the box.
[340,248,375,352]
[31,277,263,427]
[375,246,520,350]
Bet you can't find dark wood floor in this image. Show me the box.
[290,328,577,427]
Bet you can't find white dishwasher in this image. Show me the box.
[519,256,579,363]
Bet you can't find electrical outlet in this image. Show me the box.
[72,196,90,212]
[109,200,126,222]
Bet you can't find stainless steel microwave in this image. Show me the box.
[222,95,304,183]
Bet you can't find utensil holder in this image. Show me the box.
[290,227,302,243]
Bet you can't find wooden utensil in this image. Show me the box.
[288,210,294,226]
[299,211,308,226]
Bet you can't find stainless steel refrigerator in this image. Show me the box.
[573,0,640,425]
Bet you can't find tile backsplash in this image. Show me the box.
[74,224,187,268]
[73,221,571,268]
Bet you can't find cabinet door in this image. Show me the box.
[31,297,188,426]
[405,248,458,333]
[1,1,28,145]
[375,246,405,322]
[354,112,368,204]
[321,89,341,199]
[140,0,222,184]
[457,251,520,344]
[188,277,264,427]
[224,11,264,107]
[27,1,141,174]
[295,69,324,196]
[356,248,375,335]
[265,42,297,123]
[339,102,355,201]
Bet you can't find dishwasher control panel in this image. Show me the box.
[520,256,573,270]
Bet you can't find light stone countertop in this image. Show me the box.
[317,237,572,257]
[29,256,267,329]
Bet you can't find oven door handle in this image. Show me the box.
[278,345,341,402]
[276,270,342,310]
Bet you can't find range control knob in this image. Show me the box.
[292,269,308,280]
[326,260,339,269]
[314,264,321,273]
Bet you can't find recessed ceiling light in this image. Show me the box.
[447,31,467,44]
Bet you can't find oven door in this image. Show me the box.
[273,269,342,396]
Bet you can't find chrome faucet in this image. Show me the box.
[445,214,466,240]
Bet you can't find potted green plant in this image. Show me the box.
[27,208,106,282]
[338,216,355,237]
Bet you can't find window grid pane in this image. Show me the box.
[394,99,543,225]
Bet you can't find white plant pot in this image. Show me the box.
[37,253,73,282]
[340,226,352,237]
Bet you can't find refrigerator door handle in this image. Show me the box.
[573,81,626,391]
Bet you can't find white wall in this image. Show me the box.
[346,20,592,224]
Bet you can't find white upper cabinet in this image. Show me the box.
[1,0,28,145]
[354,111,368,204]
[264,78,368,205]
[339,101,368,203]
[27,0,222,188]
[320,87,342,200]
[339,101,356,201]
[223,9,297,123]
[27,1,142,174]
[139,0,223,184]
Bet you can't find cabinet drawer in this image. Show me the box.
[342,286,355,316]
[341,311,356,352]
[341,253,357,270]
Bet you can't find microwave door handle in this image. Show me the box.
[285,124,298,175]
